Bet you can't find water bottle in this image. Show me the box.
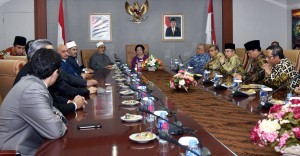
[170,58,174,70]
[259,86,272,106]
[137,59,142,70]
[137,86,147,100]
[145,97,155,122]
[187,66,194,74]
[157,112,169,144]
[213,74,222,87]
[232,78,242,93]
[126,74,131,85]
[186,140,201,156]
[285,92,292,105]
[203,70,210,82]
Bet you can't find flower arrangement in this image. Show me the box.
[169,70,197,92]
[143,54,162,69]
[251,99,300,155]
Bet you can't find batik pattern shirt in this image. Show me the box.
[264,57,300,90]
[219,54,244,76]
[188,53,210,75]
[242,53,266,84]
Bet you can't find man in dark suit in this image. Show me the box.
[165,18,181,37]
[14,39,91,115]
[66,41,94,77]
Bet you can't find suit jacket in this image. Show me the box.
[67,56,83,76]
[165,27,181,37]
[14,63,87,114]
[0,75,67,155]
[61,60,81,77]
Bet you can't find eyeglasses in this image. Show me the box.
[266,55,275,59]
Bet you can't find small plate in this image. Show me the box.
[269,99,285,105]
[116,78,126,82]
[120,90,135,95]
[241,84,262,89]
[241,89,256,96]
[178,136,199,146]
[120,84,130,89]
[120,114,143,122]
[154,110,169,117]
[129,132,157,143]
[122,100,139,106]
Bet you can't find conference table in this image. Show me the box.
[35,69,236,156]
[35,68,280,156]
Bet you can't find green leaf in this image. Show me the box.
[270,141,278,147]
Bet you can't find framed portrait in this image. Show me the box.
[89,13,112,42]
[292,9,300,48]
[162,13,184,41]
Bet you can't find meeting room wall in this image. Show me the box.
[46,0,223,65]
[233,0,289,50]
[0,0,34,51]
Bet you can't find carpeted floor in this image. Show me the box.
[142,70,279,156]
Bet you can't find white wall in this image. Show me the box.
[233,0,288,49]
[0,0,34,50]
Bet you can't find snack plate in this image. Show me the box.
[122,100,139,106]
[120,90,135,95]
[129,132,157,143]
[178,136,199,146]
[120,114,142,122]
[241,89,256,96]
[269,99,285,105]
[241,84,262,89]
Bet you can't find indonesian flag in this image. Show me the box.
[205,0,216,44]
[57,0,65,46]
[165,16,170,28]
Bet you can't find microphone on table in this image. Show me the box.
[138,106,197,136]
[158,132,205,156]
[131,86,182,131]
[261,74,300,108]
[232,70,265,97]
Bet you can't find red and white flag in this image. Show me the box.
[205,0,216,44]
[57,0,65,46]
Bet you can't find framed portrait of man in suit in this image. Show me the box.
[162,13,184,41]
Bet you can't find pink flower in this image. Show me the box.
[270,105,282,114]
[292,127,300,139]
[278,133,290,148]
[293,106,300,119]
[261,132,278,143]
[251,124,262,144]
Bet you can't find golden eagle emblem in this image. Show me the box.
[125,0,149,23]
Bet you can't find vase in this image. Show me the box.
[147,67,156,71]
[174,85,190,92]
[275,144,300,155]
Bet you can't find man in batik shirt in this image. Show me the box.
[263,45,300,90]
[218,43,245,85]
[219,43,244,76]
[205,45,225,78]
[234,40,266,84]
[188,43,210,75]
